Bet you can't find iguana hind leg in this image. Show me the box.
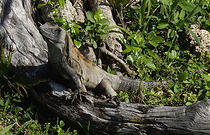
[99,79,117,97]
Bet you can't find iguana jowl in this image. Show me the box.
[39,23,168,98]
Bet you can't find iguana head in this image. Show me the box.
[39,23,67,63]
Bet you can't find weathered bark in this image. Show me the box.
[32,84,210,135]
[1,1,210,135]
[72,0,85,23]
[88,0,124,56]
[0,0,48,77]
[40,0,80,23]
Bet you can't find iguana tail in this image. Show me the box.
[118,76,170,91]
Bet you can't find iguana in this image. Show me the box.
[39,23,169,99]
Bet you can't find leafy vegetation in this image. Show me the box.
[0,43,28,97]
[120,0,210,105]
[0,42,78,134]
[0,91,78,135]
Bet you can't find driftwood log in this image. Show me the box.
[0,0,210,135]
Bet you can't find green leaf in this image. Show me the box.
[85,25,93,31]
[165,41,172,47]
[178,71,188,81]
[0,123,15,135]
[167,50,178,59]
[59,120,65,127]
[148,31,156,40]
[98,18,109,25]
[173,11,179,24]
[94,9,102,22]
[15,106,23,114]
[107,66,112,73]
[119,91,130,103]
[178,1,196,12]
[153,36,165,43]
[87,121,91,132]
[122,44,132,54]
[179,9,185,20]
[145,62,156,70]
[160,0,172,6]
[59,0,65,8]
[98,34,108,39]
[167,29,172,38]
[0,99,4,106]
[37,3,46,9]
[149,36,165,48]
[202,74,210,82]
[91,39,97,48]
[157,23,169,29]
[86,11,95,23]
[58,18,66,24]
[15,120,33,135]
[173,84,180,93]
[74,39,82,48]
[148,50,162,62]
[0,45,6,64]
[127,55,134,64]
[204,20,210,26]
[188,29,201,45]
[16,82,28,95]
[149,41,158,48]
[186,102,193,106]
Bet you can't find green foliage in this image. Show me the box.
[35,0,209,106]
[84,9,111,48]
[106,66,117,75]
[37,0,65,9]
[41,5,113,49]
[58,0,65,8]
[0,123,15,135]
[120,0,210,105]
[77,121,91,135]
[0,42,47,96]
[119,91,130,103]
[0,91,78,135]
[54,9,113,49]
[108,0,129,9]
[0,43,28,96]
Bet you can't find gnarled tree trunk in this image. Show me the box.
[0,0,48,77]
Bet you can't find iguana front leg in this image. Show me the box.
[60,56,87,101]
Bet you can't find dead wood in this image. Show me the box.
[32,85,210,135]
[99,45,135,75]
[88,0,124,56]
[0,0,48,77]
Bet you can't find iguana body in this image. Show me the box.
[39,23,168,97]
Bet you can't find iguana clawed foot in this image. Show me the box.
[66,88,83,103]
[106,96,121,106]
[112,96,120,106]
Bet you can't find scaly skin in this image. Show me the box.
[39,23,168,98]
